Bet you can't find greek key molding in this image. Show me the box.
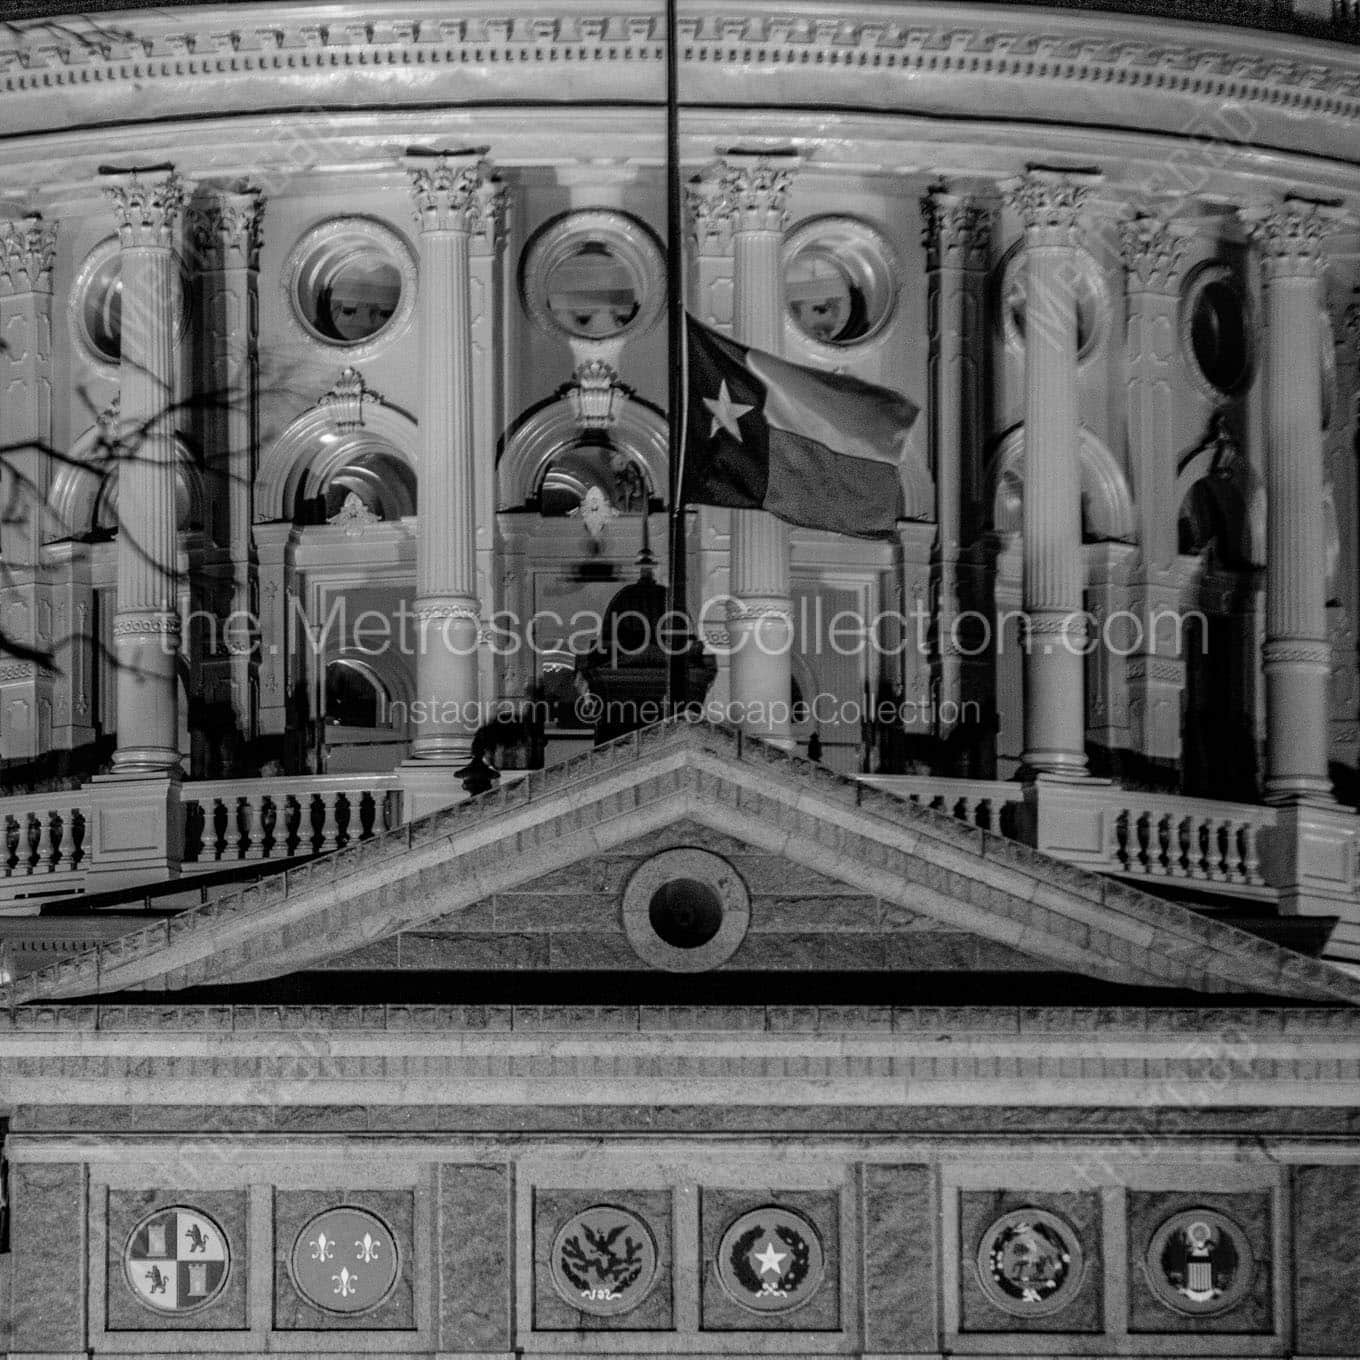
[186,188,266,271]
[1003,169,1099,248]
[0,214,56,295]
[8,13,1360,131]
[103,169,188,251]
[1119,214,1191,295]
[407,151,505,242]
[921,189,993,273]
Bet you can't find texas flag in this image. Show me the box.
[683,315,920,539]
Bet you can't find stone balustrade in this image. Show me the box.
[0,749,1347,918]
[180,775,402,868]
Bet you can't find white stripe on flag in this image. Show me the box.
[746,349,913,468]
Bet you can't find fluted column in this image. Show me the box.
[720,154,795,746]
[105,170,188,774]
[189,187,265,748]
[1245,200,1337,804]
[405,151,504,763]
[0,215,57,761]
[1119,213,1190,771]
[921,188,991,751]
[1003,169,1095,776]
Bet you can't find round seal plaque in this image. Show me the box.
[976,1208,1086,1317]
[715,1206,826,1314]
[1145,1208,1254,1316]
[123,1206,230,1314]
[290,1207,400,1314]
[549,1204,659,1315]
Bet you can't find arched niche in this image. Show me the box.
[1174,436,1264,569]
[498,391,668,512]
[986,423,1136,544]
[257,400,419,524]
[49,421,204,538]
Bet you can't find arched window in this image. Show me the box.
[294,437,417,525]
[534,435,651,517]
[324,658,392,731]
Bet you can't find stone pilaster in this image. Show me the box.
[403,151,504,795]
[0,214,57,763]
[189,187,265,750]
[105,169,188,775]
[1244,200,1336,804]
[921,188,992,754]
[1003,169,1097,777]
[713,154,795,746]
[1119,213,1191,772]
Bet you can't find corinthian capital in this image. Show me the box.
[1003,168,1099,248]
[103,168,188,250]
[1242,199,1338,279]
[920,188,993,271]
[0,214,57,295]
[1118,213,1190,294]
[406,149,504,241]
[691,152,796,242]
[187,187,266,271]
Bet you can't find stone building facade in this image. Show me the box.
[2,2,1360,1357]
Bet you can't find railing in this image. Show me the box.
[1,790,91,882]
[180,775,401,868]
[857,774,1026,839]
[1103,792,1271,889]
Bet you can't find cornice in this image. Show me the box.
[3,7,1360,153]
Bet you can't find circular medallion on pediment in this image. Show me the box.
[715,1205,826,1314]
[621,846,750,972]
[1144,1207,1253,1316]
[976,1207,1085,1317]
[123,1206,230,1315]
[289,1206,400,1314]
[549,1204,660,1315]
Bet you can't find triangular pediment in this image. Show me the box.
[6,722,1359,1005]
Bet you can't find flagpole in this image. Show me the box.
[664,0,690,715]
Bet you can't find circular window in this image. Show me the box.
[976,1207,1086,1318]
[123,1206,230,1315]
[1180,264,1254,399]
[621,846,750,971]
[285,218,417,357]
[71,237,191,369]
[1144,1207,1254,1317]
[783,217,899,349]
[999,241,1108,364]
[521,210,665,344]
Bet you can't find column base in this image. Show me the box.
[1263,776,1335,807]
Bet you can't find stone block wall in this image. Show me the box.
[5,1127,1360,1357]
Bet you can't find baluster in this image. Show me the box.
[1240,821,1262,883]
[1209,819,1230,880]
[258,795,278,859]
[211,796,229,861]
[1154,813,1173,875]
[317,792,339,854]
[358,790,376,841]
[282,794,302,857]
[2,814,17,877]
[51,807,74,872]
[240,793,263,860]
[1109,807,1129,872]
[37,810,61,873]
[17,812,37,875]
[1135,810,1152,874]
[70,809,87,869]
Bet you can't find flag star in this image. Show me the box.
[704,380,753,442]
[753,1241,788,1277]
